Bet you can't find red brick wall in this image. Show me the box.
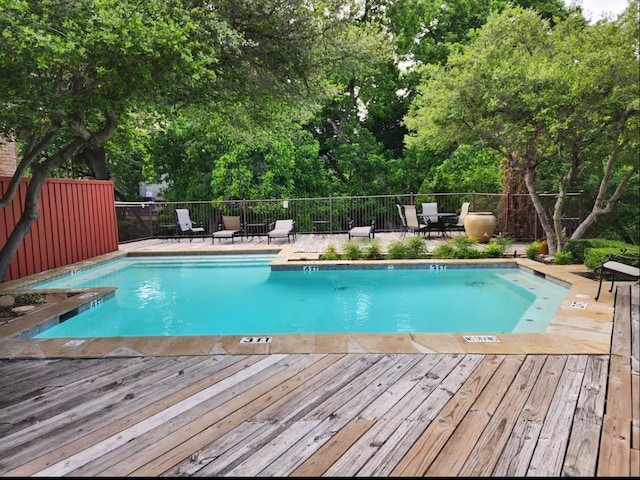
[0,138,17,177]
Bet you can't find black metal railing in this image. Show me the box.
[115,192,584,244]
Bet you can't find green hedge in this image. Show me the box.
[564,238,638,270]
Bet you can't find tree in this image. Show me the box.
[404,4,639,254]
[0,0,340,280]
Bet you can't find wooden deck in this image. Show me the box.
[0,285,637,477]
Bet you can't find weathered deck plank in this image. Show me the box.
[527,355,588,476]
[323,354,466,476]
[562,355,609,476]
[457,355,546,477]
[493,355,568,476]
[435,355,531,476]
[135,354,345,477]
[611,286,632,358]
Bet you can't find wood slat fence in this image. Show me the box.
[0,178,119,282]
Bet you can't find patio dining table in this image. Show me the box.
[418,212,457,238]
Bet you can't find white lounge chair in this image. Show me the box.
[594,252,640,300]
[212,215,243,244]
[348,220,375,239]
[267,219,295,244]
[175,208,206,242]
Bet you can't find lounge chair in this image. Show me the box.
[212,215,244,244]
[175,208,206,242]
[594,252,640,300]
[451,202,470,233]
[348,219,375,239]
[267,219,295,244]
[403,205,429,236]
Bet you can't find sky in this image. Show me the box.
[563,0,630,21]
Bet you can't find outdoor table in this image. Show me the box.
[418,213,457,238]
[312,220,330,236]
[160,224,180,242]
[245,223,266,242]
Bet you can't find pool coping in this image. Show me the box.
[0,249,617,358]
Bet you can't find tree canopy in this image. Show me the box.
[0,0,385,278]
[0,0,638,280]
[403,3,639,253]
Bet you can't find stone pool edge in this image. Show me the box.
[0,251,615,359]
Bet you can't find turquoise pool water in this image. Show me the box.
[28,255,568,337]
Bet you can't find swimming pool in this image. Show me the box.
[27,254,568,337]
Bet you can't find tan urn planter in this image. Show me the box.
[463,212,497,242]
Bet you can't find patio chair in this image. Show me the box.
[421,202,442,238]
[594,251,640,300]
[403,205,429,236]
[451,202,470,233]
[175,208,206,242]
[212,215,244,244]
[348,219,375,239]
[267,219,296,244]
[396,203,408,237]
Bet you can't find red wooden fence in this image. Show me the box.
[0,177,119,282]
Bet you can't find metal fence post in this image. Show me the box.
[329,196,333,234]
[579,190,584,224]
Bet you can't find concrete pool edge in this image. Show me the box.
[0,252,616,358]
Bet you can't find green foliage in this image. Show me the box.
[561,238,632,264]
[424,145,503,194]
[404,4,640,248]
[450,236,483,259]
[483,241,505,258]
[387,240,408,259]
[493,233,514,249]
[362,240,384,260]
[342,241,362,260]
[0,0,367,279]
[432,236,485,259]
[525,241,541,260]
[585,245,640,271]
[553,251,574,265]
[432,243,457,259]
[404,236,427,259]
[563,239,590,263]
[13,293,46,305]
[322,244,340,261]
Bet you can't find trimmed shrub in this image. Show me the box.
[450,236,482,259]
[525,241,541,260]
[322,244,340,260]
[483,241,505,258]
[405,236,427,259]
[585,246,640,271]
[432,243,457,259]
[342,240,362,260]
[362,239,384,259]
[563,239,592,263]
[387,240,408,259]
[553,251,573,265]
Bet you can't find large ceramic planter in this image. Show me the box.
[463,212,497,242]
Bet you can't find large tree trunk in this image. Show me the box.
[0,167,49,280]
[79,145,110,180]
[523,167,557,254]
